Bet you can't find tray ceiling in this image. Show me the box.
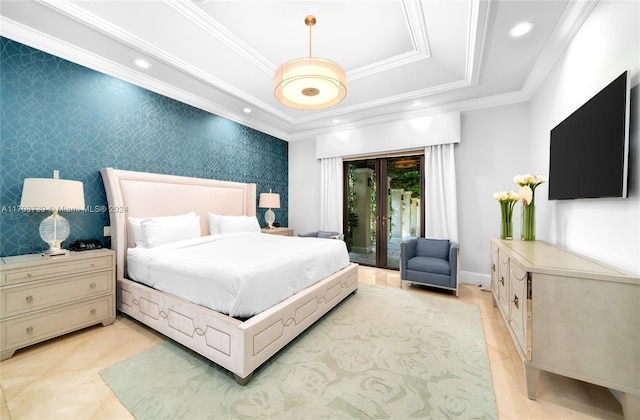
[0,1,596,140]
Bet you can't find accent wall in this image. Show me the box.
[0,37,288,257]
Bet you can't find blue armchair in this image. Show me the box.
[400,238,459,296]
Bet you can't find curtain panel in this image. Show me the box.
[320,157,343,233]
[424,144,459,242]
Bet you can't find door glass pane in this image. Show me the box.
[345,156,422,269]
[386,157,421,269]
[346,160,376,265]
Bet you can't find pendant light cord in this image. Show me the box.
[309,23,312,57]
[305,15,316,58]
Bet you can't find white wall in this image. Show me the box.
[529,0,640,275]
[288,103,529,285]
[288,138,322,236]
[288,0,640,279]
[457,103,530,282]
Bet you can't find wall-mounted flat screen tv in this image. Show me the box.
[548,71,630,200]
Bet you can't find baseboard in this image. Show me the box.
[460,271,491,287]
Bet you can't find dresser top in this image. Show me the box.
[494,239,639,284]
[0,248,114,269]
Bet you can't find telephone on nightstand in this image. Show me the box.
[70,239,102,251]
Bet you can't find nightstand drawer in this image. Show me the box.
[1,271,113,317]
[1,254,113,286]
[1,295,114,349]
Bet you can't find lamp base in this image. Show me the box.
[39,211,71,257]
[265,208,275,229]
[43,249,69,258]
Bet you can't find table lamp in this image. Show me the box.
[259,189,280,229]
[20,170,85,256]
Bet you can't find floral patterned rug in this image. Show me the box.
[100,283,497,419]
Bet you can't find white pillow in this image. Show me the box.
[218,215,261,234]
[207,212,221,235]
[129,212,197,247]
[141,216,201,248]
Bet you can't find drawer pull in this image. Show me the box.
[512,294,519,309]
[26,295,34,303]
[26,326,34,334]
[27,272,33,277]
[500,276,505,286]
[491,264,495,272]
[89,283,96,289]
[91,309,96,315]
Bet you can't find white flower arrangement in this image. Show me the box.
[492,190,520,203]
[513,173,547,240]
[513,173,547,205]
[493,190,519,227]
[513,173,548,189]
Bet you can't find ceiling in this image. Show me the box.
[0,0,597,141]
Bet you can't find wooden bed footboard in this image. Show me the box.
[117,263,359,383]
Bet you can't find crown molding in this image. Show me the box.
[287,89,530,142]
[466,0,491,87]
[521,0,598,97]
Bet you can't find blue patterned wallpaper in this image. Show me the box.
[0,37,288,257]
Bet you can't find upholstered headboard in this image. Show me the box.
[100,168,257,280]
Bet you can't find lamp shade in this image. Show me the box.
[273,15,346,110]
[259,192,280,209]
[20,178,85,211]
[274,57,347,110]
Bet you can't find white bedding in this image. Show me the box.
[127,233,350,318]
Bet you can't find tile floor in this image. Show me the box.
[0,266,625,419]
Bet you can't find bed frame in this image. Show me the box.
[100,168,358,384]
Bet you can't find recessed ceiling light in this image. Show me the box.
[509,22,535,38]
[133,58,151,69]
[243,107,252,113]
[413,101,424,107]
[332,118,341,123]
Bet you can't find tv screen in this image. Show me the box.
[548,71,630,200]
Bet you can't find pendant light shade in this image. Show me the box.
[274,15,346,110]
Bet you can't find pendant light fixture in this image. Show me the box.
[274,15,347,110]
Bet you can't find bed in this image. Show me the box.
[100,168,358,384]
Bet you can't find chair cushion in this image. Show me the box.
[407,256,450,276]
[416,238,450,260]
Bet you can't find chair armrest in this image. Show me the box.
[298,232,318,237]
[400,239,418,277]
[449,242,459,282]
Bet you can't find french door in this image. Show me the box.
[343,154,424,269]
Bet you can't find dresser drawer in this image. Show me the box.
[1,271,113,318]
[508,259,531,360]
[1,254,113,286]
[1,295,114,350]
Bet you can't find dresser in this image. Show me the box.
[490,239,639,419]
[0,249,115,360]
[261,227,294,236]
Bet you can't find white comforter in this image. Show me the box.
[127,233,350,318]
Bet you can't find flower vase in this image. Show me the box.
[521,202,536,241]
[500,222,513,240]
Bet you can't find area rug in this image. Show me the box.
[100,283,497,419]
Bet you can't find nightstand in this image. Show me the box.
[261,227,294,236]
[0,248,116,360]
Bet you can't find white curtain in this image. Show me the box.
[424,144,458,242]
[320,157,343,233]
